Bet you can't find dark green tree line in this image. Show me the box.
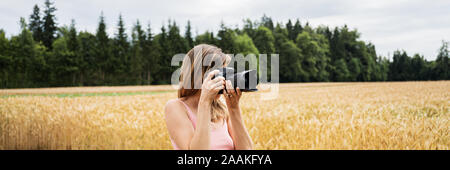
[0,1,448,88]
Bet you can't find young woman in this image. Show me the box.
[164,44,253,150]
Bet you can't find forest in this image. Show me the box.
[0,0,448,88]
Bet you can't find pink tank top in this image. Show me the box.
[170,99,235,150]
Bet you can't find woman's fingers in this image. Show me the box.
[229,83,236,95]
[222,80,229,94]
[212,80,224,91]
[226,80,233,90]
[223,80,229,95]
[205,70,219,82]
[236,87,242,96]
[222,89,228,97]
[211,80,225,89]
[214,85,224,90]
[213,83,225,92]
[211,76,225,83]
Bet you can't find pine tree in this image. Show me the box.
[153,24,171,84]
[42,0,57,49]
[67,19,78,51]
[158,24,169,58]
[292,19,303,42]
[77,31,96,85]
[411,54,427,80]
[115,14,128,49]
[129,20,145,84]
[260,14,274,31]
[210,32,217,45]
[164,20,188,83]
[0,29,12,87]
[185,20,194,49]
[217,22,237,53]
[67,19,80,85]
[143,23,160,84]
[273,23,289,54]
[29,4,43,43]
[168,20,188,54]
[434,40,449,79]
[286,19,295,41]
[112,14,129,84]
[95,12,110,84]
[243,19,256,39]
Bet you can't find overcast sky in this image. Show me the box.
[1,0,449,60]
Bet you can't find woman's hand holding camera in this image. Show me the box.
[199,69,243,110]
[200,70,225,102]
[223,80,242,110]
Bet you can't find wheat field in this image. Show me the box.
[0,81,449,150]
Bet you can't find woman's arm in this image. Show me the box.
[224,80,253,150]
[228,105,253,150]
[188,97,212,149]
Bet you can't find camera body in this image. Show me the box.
[213,67,258,94]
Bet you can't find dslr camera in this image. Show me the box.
[213,67,258,94]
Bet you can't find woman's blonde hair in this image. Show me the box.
[178,44,231,122]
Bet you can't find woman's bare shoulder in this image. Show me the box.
[164,99,187,118]
[164,98,193,135]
